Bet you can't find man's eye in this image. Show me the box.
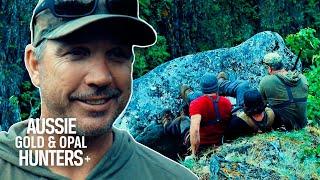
[65,47,90,60]
[106,47,132,61]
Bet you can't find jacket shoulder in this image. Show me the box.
[260,75,278,85]
[259,75,281,92]
[299,73,308,86]
[0,158,37,180]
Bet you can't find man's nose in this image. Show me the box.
[84,59,113,87]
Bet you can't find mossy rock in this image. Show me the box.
[183,126,320,179]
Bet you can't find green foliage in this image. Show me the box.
[304,63,320,124]
[133,51,148,78]
[133,35,170,78]
[9,95,19,107]
[312,53,320,65]
[18,81,40,120]
[139,0,152,18]
[285,28,320,66]
[139,0,172,24]
[285,28,320,124]
[302,144,320,160]
[145,36,170,70]
[305,0,320,28]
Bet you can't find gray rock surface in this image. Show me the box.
[114,31,300,154]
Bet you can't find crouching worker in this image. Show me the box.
[189,73,232,155]
[161,106,191,148]
[259,52,308,130]
[225,89,275,140]
[160,85,204,155]
[216,72,275,140]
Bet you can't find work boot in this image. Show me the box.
[217,72,229,81]
[161,117,170,128]
[159,109,172,127]
[180,84,192,103]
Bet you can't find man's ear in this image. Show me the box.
[25,44,40,87]
[268,66,272,74]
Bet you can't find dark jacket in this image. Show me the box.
[259,71,308,130]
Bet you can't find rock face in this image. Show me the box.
[115,31,299,155]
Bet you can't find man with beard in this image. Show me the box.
[0,0,198,179]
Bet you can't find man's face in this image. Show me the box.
[263,63,272,75]
[36,35,132,136]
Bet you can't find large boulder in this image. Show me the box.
[114,31,300,155]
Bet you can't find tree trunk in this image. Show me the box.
[0,0,37,130]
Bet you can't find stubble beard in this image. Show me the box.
[75,108,120,137]
[76,95,129,137]
[40,89,130,137]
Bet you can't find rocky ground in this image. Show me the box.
[182,125,320,179]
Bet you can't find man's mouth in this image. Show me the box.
[70,88,121,111]
[71,95,118,112]
[82,98,108,105]
[75,96,115,106]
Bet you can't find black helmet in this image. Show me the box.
[243,89,266,116]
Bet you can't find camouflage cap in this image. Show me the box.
[30,0,157,47]
[262,52,283,69]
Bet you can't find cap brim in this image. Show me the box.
[44,14,157,46]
